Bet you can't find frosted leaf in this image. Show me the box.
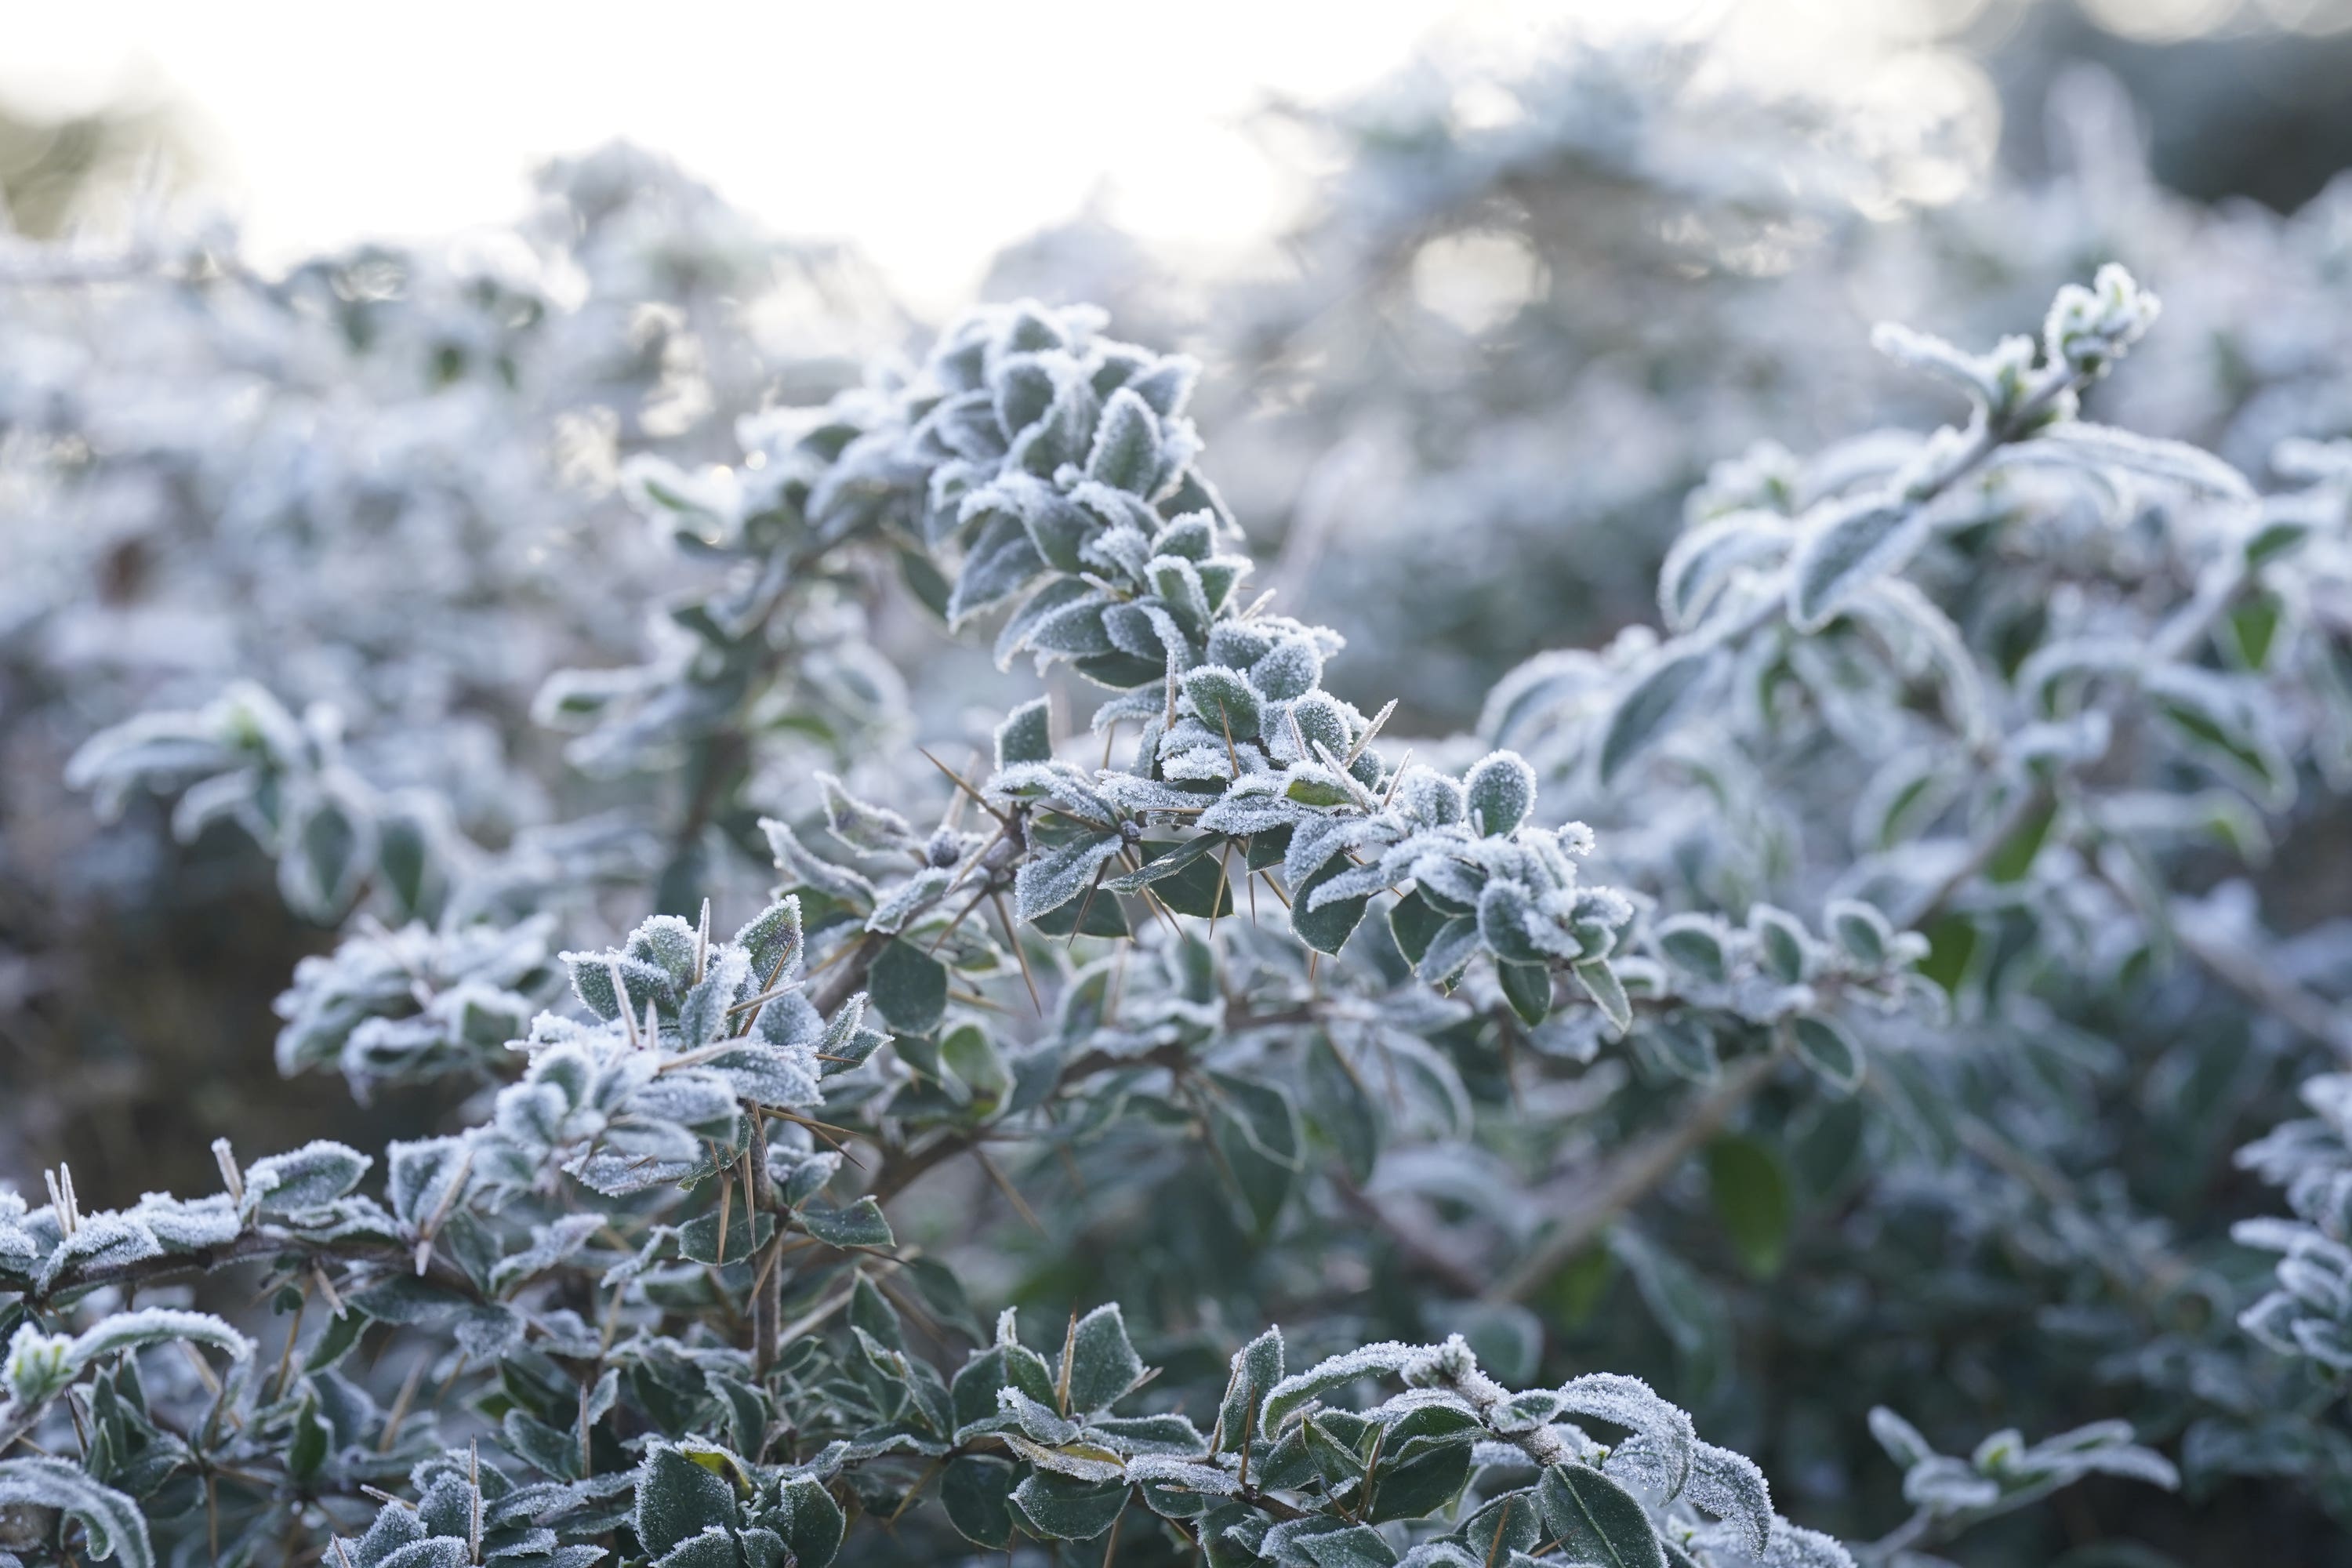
[1418,917,1483,984]
[1251,637,1323,702]
[1094,774,1213,815]
[1845,579,1988,746]
[1787,495,1924,633]
[1014,833,1127,922]
[949,510,1049,629]
[1465,752,1537,838]
[1285,816,1370,887]
[996,1387,1081,1446]
[818,775,917,854]
[1759,1521,1857,1568]
[1004,1435,1127,1483]
[1658,510,1792,633]
[1870,321,1997,405]
[1123,1457,1236,1495]
[130,1193,242,1251]
[1147,556,1214,638]
[489,1214,606,1293]
[0,1457,152,1568]
[1087,387,1162,494]
[734,898,804,984]
[37,1213,164,1292]
[1308,859,1400,910]
[987,762,1120,827]
[1164,745,1243,782]
[1557,1374,1694,1489]
[1181,666,1261,742]
[1682,1443,1772,1554]
[386,1137,474,1232]
[677,948,751,1049]
[1260,1341,1428,1431]
[64,1308,253,1375]
[866,867,956,934]
[708,1041,823,1109]
[2002,422,2251,500]
[1599,643,1722,786]
[996,697,1054,768]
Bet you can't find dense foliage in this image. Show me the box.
[9,34,2352,1568]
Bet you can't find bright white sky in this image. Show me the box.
[5,0,1987,312]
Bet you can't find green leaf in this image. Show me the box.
[1287,1522,1399,1565]
[939,1022,1011,1110]
[896,545,953,621]
[942,1457,1015,1548]
[1653,917,1726,984]
[1138,838,1235,920]
[1387,889,1446,967]
[1825,901,1889,967]
[1009,1471,1127,1541]
[1205,1072,1303,1235]
[303,1305,367,1374]
[1459,1489,1544,1564]
[1291,858,1370,956]
[1214,1327,1283,1455]
[285,1389,331,1483]
[1788,1015,1864,1094]
[633,1446,739,1559]
[1599,644,1721,786]
[1639,1014,1719,1083]
[1498,960,1553,1027]
[1087,388,1163,493]
[1464,751,1537,837]
[732,898,804,984]
[1704,1135,1793,1279]
[1536,1461,1667,1568]
[1062,1303,1145,1414]
[995,697,1054,768]
[1181,666,1262,742]
[1305,1035,1382,1185]
[1360,1407,1476,1524]
[1029,887,1131,938]
[799,1199,895,1250]
[0,1457,153,1568]
[677,1210,774,1267]
[779,1475,846,1568]
[244,1141,372,1214]
[2224,593,2284,671]
[1749,905,1810,985]
[2148,666,2293,808]
[1573,960,1632,1033]
[1985,791,2058,884]
[948,509,1048,629]
[1788,496,1922,633]
[869,939,947,1036]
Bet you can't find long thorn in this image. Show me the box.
[1346,699,1398,764]
[991,892,1044,1015]
[1068,861,1109,948]
[930,884,993,955]
[975,1147,1044,1235]
[919,748,1007,823]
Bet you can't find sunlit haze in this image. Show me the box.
[5,0,2009,311]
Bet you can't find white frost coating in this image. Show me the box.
[1124,1456,1240,1494]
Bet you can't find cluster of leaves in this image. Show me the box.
[12,270,2256,1568]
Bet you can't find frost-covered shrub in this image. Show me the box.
[12,30,2352,1563]
[20,253,2341,1567]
